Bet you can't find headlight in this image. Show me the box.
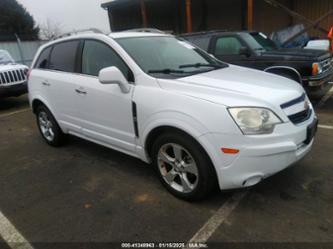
[312,62,323,76]
[228,107,282,135]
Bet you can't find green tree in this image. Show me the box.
[0,0,39,41]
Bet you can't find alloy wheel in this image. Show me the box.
[157,143,199,193]
[38,111,55,142]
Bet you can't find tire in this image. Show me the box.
[151,132,218,201]
[35,105,67,147]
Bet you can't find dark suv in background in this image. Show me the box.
[181,31,333,98]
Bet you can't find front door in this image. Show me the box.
[76,39,136,153]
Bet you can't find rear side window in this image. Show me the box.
[35,47,52,69]
[215,37,243,55]
[185,36,210,51]
[81,40,133,81]
[49,40,80,73]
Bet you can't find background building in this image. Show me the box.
[101,0,333,37]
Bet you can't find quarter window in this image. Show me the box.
[81,40,132,81]
[35,47,52,69]
[49,41,80,73]
[215,37,243,55]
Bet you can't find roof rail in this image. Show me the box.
[180,30,228,37]
[122,28,165,34]
[52,28,104,40]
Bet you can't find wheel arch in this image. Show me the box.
[141,113,209,161]
[144,125,219,184]
[31,97,55,116]
[31,97,67,136]
[32,99,45,114]
[145,125,199,159]
[264,66,302,85]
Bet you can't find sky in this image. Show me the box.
[16,0,111,33]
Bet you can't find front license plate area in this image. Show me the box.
[304,118,318,145]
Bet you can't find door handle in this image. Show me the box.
[42,81,51,86]
[75,88,87,95]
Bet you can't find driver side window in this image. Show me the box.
[81,40,133,81]
[215,37,243,56]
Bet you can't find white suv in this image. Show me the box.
[0,50,28,98]
[28,30,318,201]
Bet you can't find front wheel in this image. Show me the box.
[151,132,217,201]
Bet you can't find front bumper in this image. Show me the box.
[199,113,317,190]
[0,82,27,98]
[303,71,333,98]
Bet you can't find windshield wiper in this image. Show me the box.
[148,69,186,74]
[179,63,224,69]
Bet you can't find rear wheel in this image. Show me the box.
[151,132,217,201]
[36,105,67,146]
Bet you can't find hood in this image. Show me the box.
[262,48,331,61]
[0,64,28,73]
[157,65,305,110]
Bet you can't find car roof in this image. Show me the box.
[43,31,171,47]
[109,32,170,39]
[181,30,258,37]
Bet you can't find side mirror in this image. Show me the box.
[98,66,131,93]
[239,47,251,57]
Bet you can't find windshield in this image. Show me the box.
[241,33,278,52]
[0,50,14,64]
[116,36,227,78]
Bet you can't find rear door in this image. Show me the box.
[46,40,83,133]
[31,46,53,105]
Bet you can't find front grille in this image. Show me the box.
[281,93,312,125]
[320,58,333,74]
[0,69,27,85]
[288,108,312,125]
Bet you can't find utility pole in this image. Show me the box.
[247,0,254,30]
[185,0,193,33]
[140,0,148,28]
